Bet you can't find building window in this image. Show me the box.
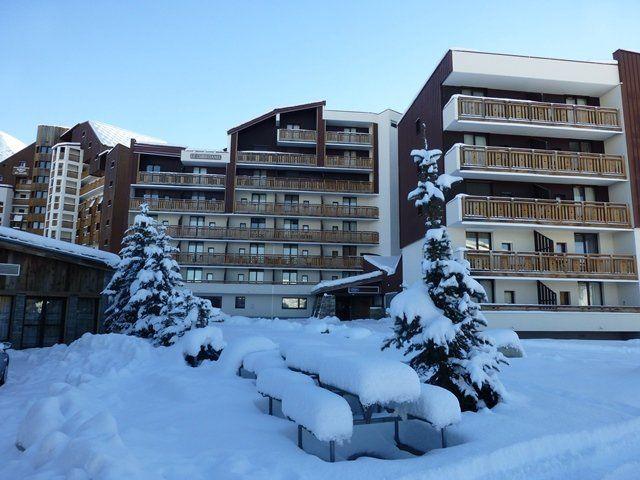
[189,216,205,227]
[478,279,494,303]
[301,274,308,283]
[250,218,265,229]
[461,88,485,97]
[193,167,207,175]
[282,270,298,284]
[500,242,512,251]
[504,291,516,304]
[463,134,487,146]
[466,231,491,250]
[555,242,567,253]
[248,270,264,283]
[559,291,571,305]
[235,296,246,309]
[578,282,603,306]
[237,273,245,282]
[206,273,214,281]
[282,297,307,310]
[186,268,203,282]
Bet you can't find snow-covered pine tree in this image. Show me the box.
[384,133,506,411]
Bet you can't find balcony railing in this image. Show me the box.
[166,225,379,244]
[325,131,372,145]
[137,171,226,187]
[234,201,379,219]
[481,304,640,312]
[466,250,637,280]
[460,196,631,228]
[325,156,374,169]
[80,177,105,196]
[235,176,374,193]
[457,95,621,130]
[277,129,317,143]
[459,145,626,178]
[184,279,316,285]
[175,252,364,270]
[237,151,317,167]
[130,197,225,213]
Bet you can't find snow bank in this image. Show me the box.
[180,326,226,357]
[281,384,353,443]
[319,356,421,407]
[216,336,278,375]
[242,349,285,375]
[256,367,315,401]
[392,384,461,429]
[284,345,356,375]
[484,329,525,358]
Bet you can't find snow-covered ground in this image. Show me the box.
[1,317,639,479]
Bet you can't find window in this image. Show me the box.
[186,268,203,282]
[235,296,246,309]
[286,124,300,130]
[578,282,603,306]
[555,242,568,253]
[250,243,265,255]
[282,297,307,310]
[251,218,266,229]
[283,219,299,230]
[500,242,512,251]
[569,141,592,153]
[466,232,491,251]
[301,274,308,283]
[574,233,599,254]
[504,291,516,304]
[188,242,204,253]
[573,186,595,202]
[282,270,298,284]
[193,167,207,175]
[252,193,266,203]
[342,197,357,207]
[559,291,571,306]
[189,216,205,227]
[342,221,357,232]
[478,279,494,303]
[566,96,588,106]
[238,248,246,255]
[284,194,299,205]
[461,88,484,97]
[207,247,215,253]
[237,273,245,282]
[283,244,298,256]
[463,134,487,146]
[146,165,161,172]
[249,270,264,283]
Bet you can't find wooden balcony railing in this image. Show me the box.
[466,250,637,280]
[277,129,317,142]
[137,171,226,187]
[237,151,317,167]
[184,279,316,285]
[235,176,374,193]
[481,304,640,312]
[325,156,374,169]
[460,196,631,228]
[80,177,105,196]
[166,225,379,244]
[325,131,372,145]
[234,201,379,219]
[459,145,626,178]
[130,197,225,213]
[457,95,621,130]
[175,252,364,269]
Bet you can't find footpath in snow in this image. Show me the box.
[0,316,639,479]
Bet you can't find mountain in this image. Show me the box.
[0,131,27,162]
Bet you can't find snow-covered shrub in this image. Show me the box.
[384,137,506,411]
[180,326,226,367]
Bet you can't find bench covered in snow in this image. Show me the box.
[283,345,355,377]
[241,349,285,377]
[256,367,315,415]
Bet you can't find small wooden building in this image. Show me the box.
[0,227,119,349]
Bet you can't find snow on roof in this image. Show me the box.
[0,131,27,162]
[311,270,383,293]
[0,226,120,268]
[363,255,401,275]
[88,121,166,148]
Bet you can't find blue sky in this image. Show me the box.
[1,0,639,148]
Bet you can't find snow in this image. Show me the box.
[311,270,383,293]
[255,367,315,401]
[242,349,285,374]
[216,335,278,376]
[392,384,462,429]
[0,226,120,268]
[1,319,640,477]
[389,282,447,325]
[0,131,26,162]
[483,329,525,358]
[180,326,225,357]
[318,355,421,407]
[280,384,354,443]
[284,344,356,375]
[87,120,166,148]
[363,255,401,275]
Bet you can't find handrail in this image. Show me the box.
[130,197,225,213]
[325,131,372,144]
[277,129,317,142]
[325,156,374,169]
[234,201,379,219]
[175,252,364,269]
[137,171,226,187]
[235,175,374,193]
[237,151,317,166]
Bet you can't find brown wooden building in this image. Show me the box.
[0,226,118,349]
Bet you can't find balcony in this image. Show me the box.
[166,225,379,245]
[235,176,374,194]
[466,250,637,281]
[325,131,372,147]
[443,95,622,140]
[277,129,317,146]
[80,177,105,196]
[237,151,317,167]
[136,171,226,189]
[445,144,626,185]
[130,197,225,213]
[175,252,364,270]
[324,156,374,170]
[447,195,631,230]
[234,201,378,219]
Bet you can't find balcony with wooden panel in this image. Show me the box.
[235,176,374,194]
[466,250,637,281]
[129,197,225,214]
[447,195,632,230]
[443,95,622,140]
[325,131,372,146]
[136,171,226,189]
[80,176,105,196]
[234,201,379,219]
[324,156,374,170]
[166,225,379,245]
[175,252,364,270]
[276,128,317,145]
[445,144,627,185]
[237,151,317,167]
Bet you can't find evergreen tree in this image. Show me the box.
[384,133,506,411]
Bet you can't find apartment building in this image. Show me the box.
[398,48,640,338]
[128,101,401,318]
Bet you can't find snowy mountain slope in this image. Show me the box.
[0,131,26,162]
